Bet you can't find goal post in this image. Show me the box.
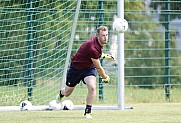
[60,0,81,89]
[117,0,125,110]
[0,0,130,111]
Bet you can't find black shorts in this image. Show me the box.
[66,64,96,87]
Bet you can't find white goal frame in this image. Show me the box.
[0,0,131,111]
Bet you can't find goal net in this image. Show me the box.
[0,0,123,111]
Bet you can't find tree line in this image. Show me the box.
[0,0,180,88]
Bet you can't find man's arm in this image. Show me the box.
[91,58,107,79]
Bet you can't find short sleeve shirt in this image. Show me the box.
[72,36,103,70]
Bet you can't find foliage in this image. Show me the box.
[0,0,180,88]
[0,0,75,85]
[150,0,181,21]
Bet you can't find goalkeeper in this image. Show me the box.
[56,26,114,118]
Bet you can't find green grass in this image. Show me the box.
[0,103,181,123]
[0,86,181,106]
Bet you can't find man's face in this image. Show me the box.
[97,30,108,46]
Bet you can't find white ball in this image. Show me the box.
[113,18,128,33]
[48,100,61,110]
[61,100,74,110]
[20,100,32,111]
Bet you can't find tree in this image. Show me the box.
[150,0,181,21]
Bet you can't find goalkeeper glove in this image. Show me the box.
[102,75,110,83]
[101,53,115,60]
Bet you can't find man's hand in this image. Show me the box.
[102,75,110,83]
[101,53,115,60]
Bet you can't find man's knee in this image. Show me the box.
[88,85,96,92]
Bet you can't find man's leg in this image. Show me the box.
[56,85,74,103]
[61,85,75,97]
[84,76,96,118]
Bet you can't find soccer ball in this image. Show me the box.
[20,100,32,111]
[61,100,74,110]
[48,100,61,110]
[112,18,128,33]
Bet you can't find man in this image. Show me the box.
[56,26,114,118]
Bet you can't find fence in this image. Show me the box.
[0,0,180,107]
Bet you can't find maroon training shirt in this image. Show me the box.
[72,36,103,70]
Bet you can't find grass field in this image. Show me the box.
[0,86,181,122]
[0,103,180,123]
[1,86,181,106]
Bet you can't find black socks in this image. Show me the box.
[84,105,92,115]
[59,90,64,98]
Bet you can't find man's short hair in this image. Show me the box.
[96,26,108,35]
